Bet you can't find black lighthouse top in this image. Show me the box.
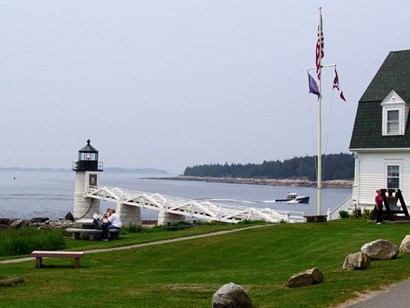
[73,139,103,171]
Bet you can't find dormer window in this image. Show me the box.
[381,90,408,136]
[387,109,399,134]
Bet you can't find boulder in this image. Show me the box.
[399,235,410,253]
[212,282,252,308]
[361,239,399,260]
[0,276,24,287]
[286,267,324,288]
[29,217,49,224]
[0,217,11,225]
[8,219,25,229]
[342,252,370,271]
[65,212,75,221]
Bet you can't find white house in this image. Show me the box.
[349,50,410,212]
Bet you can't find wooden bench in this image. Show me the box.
[31,251,84,268]
[304,215,327,223]
[66,228,120,240]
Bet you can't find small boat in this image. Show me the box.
[275,193,310,204]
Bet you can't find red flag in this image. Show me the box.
[333,69,340,91]
[315,9,324,80]
[333,68,346,102]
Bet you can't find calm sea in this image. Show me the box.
[0,170,351,220]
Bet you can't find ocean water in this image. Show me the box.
[0,170,351,220]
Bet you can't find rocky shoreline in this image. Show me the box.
[0,215,75,230]
[155,176,353,189]
[0,215,159,230]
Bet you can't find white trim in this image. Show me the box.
[385,108,400,135]
[350,148,410,152]
[381,90,407,136]
[384,161,402,190]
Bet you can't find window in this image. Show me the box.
[387,165,400,189]
[387,110,399,134]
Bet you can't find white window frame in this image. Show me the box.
[386,109,400,135]
[385,163,401,190]
[381,91,407,136]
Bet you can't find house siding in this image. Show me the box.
[352,151,410,209]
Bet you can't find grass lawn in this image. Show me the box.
[1,219,410,307]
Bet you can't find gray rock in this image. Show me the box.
[342,252,370,271]
[8,219,25,229]
[399,235,410,253]
[65,212,75,221]
[361,239,399,260]
[212,282,252,308]
[0,217,11,225]
[286,267,324,288]
[29,217,49,223]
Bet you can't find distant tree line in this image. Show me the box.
[183,153,354,181]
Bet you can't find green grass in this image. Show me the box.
[1,220,410,307]
[0,227,65,256]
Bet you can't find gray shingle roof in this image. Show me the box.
[79,139,98,153]
[349,50,410,150]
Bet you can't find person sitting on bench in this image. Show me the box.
[102,208,122,241]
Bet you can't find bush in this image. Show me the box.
[339,210,350,219]
[0,227,66,257]
[125,224,163,233]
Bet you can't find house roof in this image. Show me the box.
[349,50,410,150]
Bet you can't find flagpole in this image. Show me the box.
[309,7,345,215]
[317,7,323,215]
[317,78,322,215]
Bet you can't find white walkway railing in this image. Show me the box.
[327,194,353,220]
[85,186,304,224]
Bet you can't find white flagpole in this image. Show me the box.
[317,7,323,215]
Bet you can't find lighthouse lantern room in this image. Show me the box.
[73,139,103,219]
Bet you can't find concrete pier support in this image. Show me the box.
[158,209,186,225]
[74,172,100,219]
[117,203,141,227]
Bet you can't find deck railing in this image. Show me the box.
[327,194,353,220]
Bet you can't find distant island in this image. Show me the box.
[156,175,352,189]
[183,153,354,181]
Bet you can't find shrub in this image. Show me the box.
[339,210,350,219]
[0,227,66,257]
[125,224,163,233]
[362,208,371,219]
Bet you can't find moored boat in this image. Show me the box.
[275,193,310,204]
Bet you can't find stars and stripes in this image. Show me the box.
[308,8,347,103]
[315,9,324,80]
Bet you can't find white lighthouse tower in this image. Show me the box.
[72,139,103,219]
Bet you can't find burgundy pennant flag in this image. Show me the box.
[333,69,340,90]
[333,68,346,102]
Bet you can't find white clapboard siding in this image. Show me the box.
[353,151,410,208]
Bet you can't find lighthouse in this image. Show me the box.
[72,139,103,219]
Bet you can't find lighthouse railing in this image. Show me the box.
[85,185,305,224]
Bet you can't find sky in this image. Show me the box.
[0,1,409,174]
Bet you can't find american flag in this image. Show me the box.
[315,9,324,80]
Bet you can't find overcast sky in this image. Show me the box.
[0,1,408,174]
